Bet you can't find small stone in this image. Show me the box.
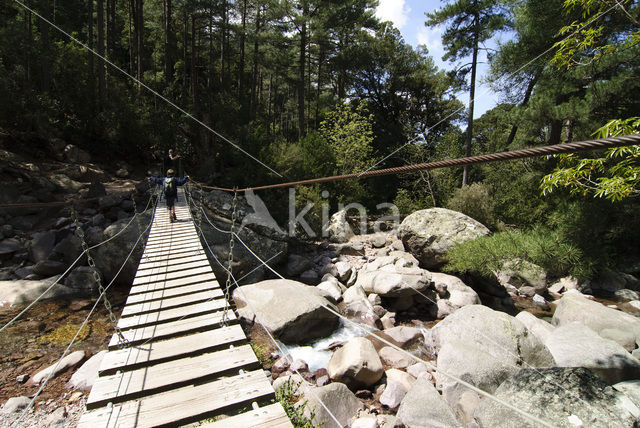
[290,359,309,373]
[355,389,373,399]
[352,416,379,428]
[316,375,330,387]
[68,391,83,402]
[1,396,31,414]
[16,374,29,384]
[533,294,546,305]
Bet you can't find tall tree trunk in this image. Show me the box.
[26,10,32,85]
[504,72,539,148]
[191,14,197,112]
[182,7,188,101]
[106,0,115,59]
[97,0,106,107]
[220,0,226,88]
[297,1,308,139]
[462,16,479,187]
[238,0,247,100]
[128,0,134,75]
[40,0,51,93]
[136,0,143,89]
[164,0,174,84]
[250,6,261,119]
[315,44,324,128]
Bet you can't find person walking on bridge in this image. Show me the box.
[148,169,189,223]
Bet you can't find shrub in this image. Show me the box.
[275,378,324,428]
[445,182,498,230]
[443,227,592,280]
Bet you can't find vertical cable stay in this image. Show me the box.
[185,190,557,428]
[0,192,155,334]
[13,197,158,427]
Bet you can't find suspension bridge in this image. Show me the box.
[76,187,292,427]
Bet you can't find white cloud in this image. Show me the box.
[416,26,444,59]
[375,0,411,30]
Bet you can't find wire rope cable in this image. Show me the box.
[0,190,155,334]
[228,227,558,428]
[12,197,157,427]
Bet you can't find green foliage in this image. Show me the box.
[552,0,640,69]
[445,183,498,230]
[443,227,591,279]
[275,378,324,428]
[249,341,271,367]
[393,188,433,215]
[541,118,640,201]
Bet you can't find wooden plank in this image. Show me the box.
[99,325,248,375]
[132,265,212,286]
[139,247,204,264]
[142,242,203,256]
[144,235,199,249]
[125,281,221,305]
[77,370,275,428]
[121,289,222,317]
[128,272,218,296]
[145,231,198,243]
[200,403,292,428]
[87,345,260,409]
[137,253,208,271]
[135,259,213,279]
[116,299,228,330]
[109,310,237,349]
[147,223,194,233]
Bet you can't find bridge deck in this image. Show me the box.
[78,189,291,428]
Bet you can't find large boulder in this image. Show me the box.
[327,337,384,388]
[0,276,74,307]
[93,212,151,285]
[397,208,490,269]
[431,272,481,319]
[493,259,547,296]
[552,293,640,349]
[514,311,555,344]
[475,367,640,428]
[67,350,107,391]
[31,351,85,384]
[355,251,433,299]
[323,209,355,243]
[427,305,554,406]
[342,284,379,327]
[29,231,56,263]
[544,322,640,384]
[301,382,365,428]
[232,279,339,344]
[396,377,460,428]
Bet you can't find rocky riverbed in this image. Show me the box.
[3,141,640,426]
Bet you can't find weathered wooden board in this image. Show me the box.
[144,235,199,249]
[99,325,248,375]
[125,281,221,305]
[109,310,237,349]
[144,233,199,246]
[78,370,275,428]
[199,403,293,428]
[141,242,204,256]
[121,289,222,317]
[136,253,208,272]
[116,299,228,330]
[87,345,259,409]
[134,259,212,279]
[131,265,212,286]
[138,247,204,264]
[128,272,218,295]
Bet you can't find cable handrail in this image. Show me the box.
[12,196,158,427]
[224,219,557,427]
[0,190,156,334]
[192,134,640,193]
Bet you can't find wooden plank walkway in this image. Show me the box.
[79,188,291,428]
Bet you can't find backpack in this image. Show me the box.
[163,177,177,197]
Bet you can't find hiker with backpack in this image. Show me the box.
[148,169,189,222]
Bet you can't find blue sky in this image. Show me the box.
[375,0,507,118]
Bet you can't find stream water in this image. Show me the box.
[279,320,376,372]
